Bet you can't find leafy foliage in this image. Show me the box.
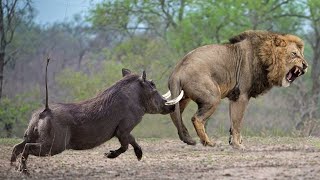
[0,89,41,137]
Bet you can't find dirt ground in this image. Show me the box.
[1,137,320,179]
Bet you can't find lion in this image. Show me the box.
[164,30,308,149]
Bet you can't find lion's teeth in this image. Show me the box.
[287,72,292,81]
[294,68,298,73]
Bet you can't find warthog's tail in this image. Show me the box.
[39,58,52,119]
[168,77,195,145]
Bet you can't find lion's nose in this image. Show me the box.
[303,62,308,70]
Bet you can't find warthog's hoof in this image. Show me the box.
[21,169,30,176]
[10,156,16,164]
[10,161,15,167]
[105,150,119,159]
[134,148,143,161]
[18,166,30,176]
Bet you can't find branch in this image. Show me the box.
[178,0,185,22]
[3,49,18,65]
[272,13,310,19]
[269,0,290,13]
[305,34,316,49]
[4,0,18,45]
[159,0,177,28]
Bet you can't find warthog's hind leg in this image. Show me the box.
[10,140,27,166]
[19,143,43,175]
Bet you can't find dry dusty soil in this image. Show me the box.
[1,137,320,179]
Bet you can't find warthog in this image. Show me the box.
[10,59,183,174]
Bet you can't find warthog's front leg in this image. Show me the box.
[105,146,128,159]
[105,134,142,160]
[128,134,142,160]
[229,94,249,150]
[105,133,129,159]
[106,119,142,160]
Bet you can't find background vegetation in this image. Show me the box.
[0,0,319,139]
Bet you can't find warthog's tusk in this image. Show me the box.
[162,91,171,100]
[165,90,184,105]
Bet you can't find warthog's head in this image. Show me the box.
[122,69,182,114]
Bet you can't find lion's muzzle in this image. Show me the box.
[286,65,305,83]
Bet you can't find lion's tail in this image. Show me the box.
[168,76,192,144]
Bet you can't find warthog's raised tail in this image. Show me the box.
[39,57,52,119]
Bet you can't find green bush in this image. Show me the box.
[0,89,41,138]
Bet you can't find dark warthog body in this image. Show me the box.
[11,68,176,174]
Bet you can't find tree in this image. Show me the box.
[306,0,320,118]
[88,0,191,40]
[289,0,320,134]
[0,0,33,100]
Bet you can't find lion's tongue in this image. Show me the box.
[287,72,293,81]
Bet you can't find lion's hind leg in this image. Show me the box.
[188,79,221,146]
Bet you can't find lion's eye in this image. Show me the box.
[291,52,297,57]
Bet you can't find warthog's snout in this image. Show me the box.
[160,90,184,114]
[161,102,175,114]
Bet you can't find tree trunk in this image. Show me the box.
[78,50,86,69]
[4,122,12,138]
[0,0,4,101]
[311,45,320,118]
[0,52,4,100]
[296,37,320,134]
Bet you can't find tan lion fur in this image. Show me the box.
[167,30,308,148]
[231,30,304,88]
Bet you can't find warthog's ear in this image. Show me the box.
[122,68,131,77]
[274,36,287,47]
[142,70,146,82]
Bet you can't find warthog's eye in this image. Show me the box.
[150,80,156,88]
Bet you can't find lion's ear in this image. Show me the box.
[274,36,287,47]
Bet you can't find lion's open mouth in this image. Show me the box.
[286,66,304,83]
